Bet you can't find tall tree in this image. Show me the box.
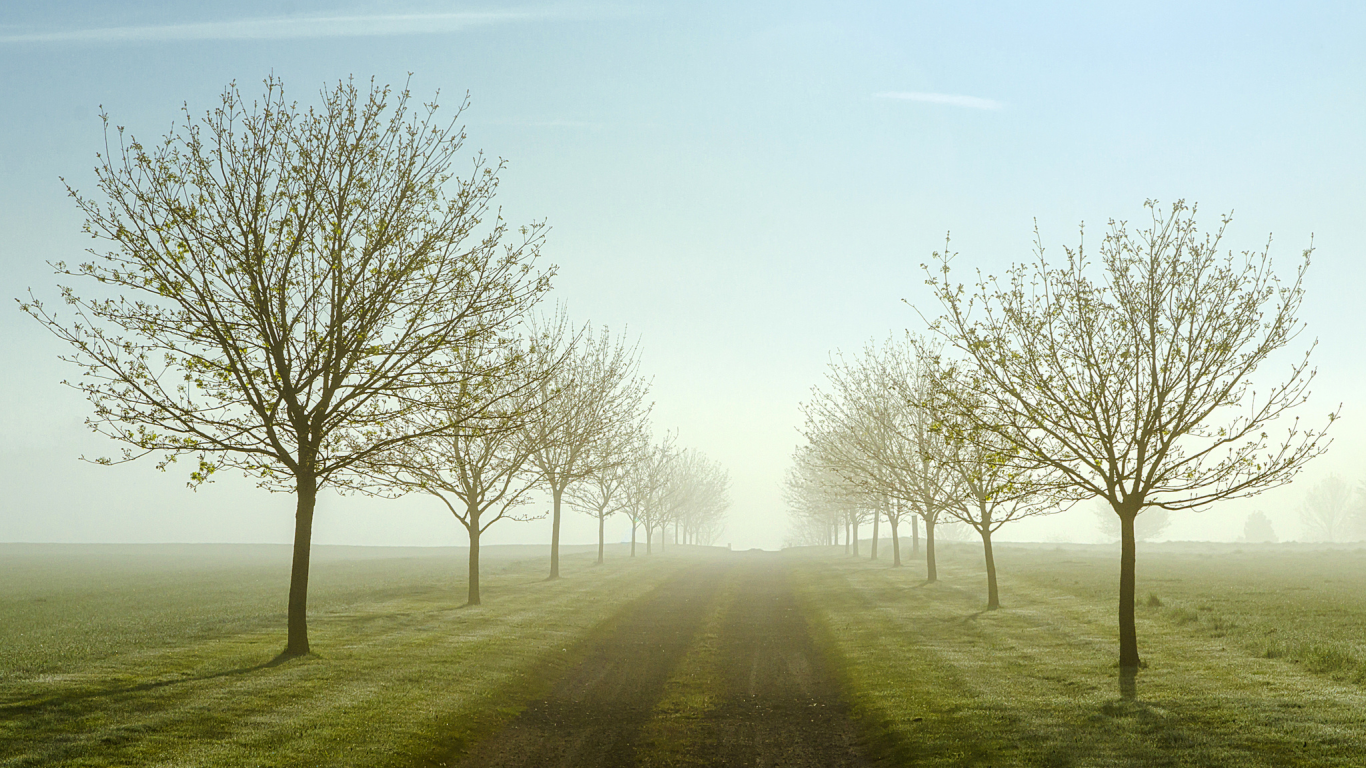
[925,200,1335,681]
[21,77,551,655]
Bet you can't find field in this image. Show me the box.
[0,543,697,767]
[5,541,1366,767]
[792,540,1366,766]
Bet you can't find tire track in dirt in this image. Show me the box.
[452,554,874,768]
[452,560,732,768]
[679,553,873,767]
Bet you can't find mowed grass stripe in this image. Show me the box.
[0,545,697,768]
[790,545,1366,767]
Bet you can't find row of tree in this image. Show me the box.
[787,201,1335,683]
[20,76,729,656]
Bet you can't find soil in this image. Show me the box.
[452,553,875,768]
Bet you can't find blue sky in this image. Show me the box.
[2,2,1363,548]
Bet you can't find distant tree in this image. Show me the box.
[1299,475,1353,542]
[566,422,647,565]
[622,434,675,557]
[362,345,551,606]
[800,335,962,580]
[926,200,1335,676]
[20,77,551,655]
[1241,510,1279,543]
[523,315,650,579]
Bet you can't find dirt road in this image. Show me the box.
[453,553,874,767]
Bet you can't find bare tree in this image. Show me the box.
[20,77,551,655]
[662,448,731,547]
[932,372,1063,609]
[566,421,648,565]
[621,433,675,557]
[1299,475,1353,542]
[925,200,1335,679]
[361,345,550,606]
[523,315,650,579]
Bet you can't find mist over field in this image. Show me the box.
[2,2,1365,766]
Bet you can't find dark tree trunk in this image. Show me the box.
[631,523,637,557]
[924,516,937,582]
[890,515,902,567]
[912,515,920,556]
[285,475,317,656]
[981,527,998,610]
[597,510,606,565]
[549,485,563,580]
[467,513,482,606]
[844,521,850,554]
[852,519,860,557]
[646,525,653,555]
[1119,510,1140,669]
[660,524,666,553]
[871,512,880,560]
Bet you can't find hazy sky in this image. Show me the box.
[2,1,1363,550]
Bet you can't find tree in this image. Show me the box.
[926,200,1335,680]
[1241,510,1278,543]
[931,370,1062,609]
[361,345,550,606]
[622,434,675,556]
[20,77,552,655]
[799,335,961,578]
[664,448,731,546]
[523,315,650,579]
[566,421,647,565]
[1299,475,1353,542]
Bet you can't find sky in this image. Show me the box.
[1,1,1363,550]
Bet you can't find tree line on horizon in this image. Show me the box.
[18,75,730,657]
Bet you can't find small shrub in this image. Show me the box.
[1145,593,1162,608]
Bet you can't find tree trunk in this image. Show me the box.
[981,527,998,610]
[467,513,482,606]
[646,525,653,555]
[912,515,920,556]
[660,524,666,553]
[924,516,937,582]
[285,475,317,656]
[631,523,637,557]
[852,519,860,557]
[871,512,880,560]
[1119,510,1140,669]
[890,515,902,566]
[549,484,564,580]
[597,509,606,565]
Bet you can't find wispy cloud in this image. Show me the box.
[873,91,1004,111]
[0,10,559,44]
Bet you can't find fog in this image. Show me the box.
[2,2,1364,552]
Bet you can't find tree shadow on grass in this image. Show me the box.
[0,651,303,716]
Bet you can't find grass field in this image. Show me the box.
[790,541,1366,767]
[0,543,701,767]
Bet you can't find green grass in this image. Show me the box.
[789,542,1366,767]
[0,543,696,767]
